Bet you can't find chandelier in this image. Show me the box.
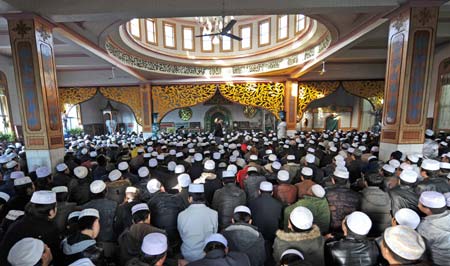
[194,16,234,44]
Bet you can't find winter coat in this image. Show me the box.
[248,194,283,242]
[388,185,419,214]
[82,198,118,242]
[187,249,250,266]
[53,201,77,234]
[244,174,266,202]
[415,177,450,195]
[295,179,316,199]
[212,183,247,230]
[114,200,140,236]
[61,231,106,266]
[360,186,391,237]
[417,211,450,266]
[53,172,77,191]
[118,223,166,266]
[282,163,301,184]
[325,184,361,232]
[69,179,91,205]
[194,172,223,205]
[222,223,266,266]
[106,179,132,204]
[284,196,330,234]
[273,183,298,206]
[273,225,325,266]
[325,236,379,266]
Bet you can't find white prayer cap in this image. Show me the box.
[347,147,355,154]
[143,153,151,159]
[169,149,176,156]
[14,176,32,186]
[440,141,448,147]
[0,155,8,164]
[118,161,129,171]
[5,210,24,221]
[175,164,185,174]
[440,162,450,170]
[399,169,418,183]
[330,146,337,152]
[89,151,97,158]
[421,159,440,171]
[336,160,346,167]
[131,203,149,215]
[419,191,446,208]
[7,237,44,266]
[10,171,24,180]
[156,154,165,161]
[268,154,277,162]
[30,190,56,204]
[204,159,215,170]
[90,180,106,194]
[280,249,304,261]
[425,129,434,137]
[69,258,95,266]
[141,232,167,256]
[148,158,158,167]
[137,148,145,154]
[36,166,51,178]
[394,208,421,229]
[265,149,272,155]
[227,165,238,175]
[346,211,372,235]
[382,164,395,174]
[147,179,162,193]
[74,166,88,179]
[56,163,68,172]
[108,169,122,181]
[79,208,100,219]
[194,153,203,162]
[384,225,425,261]
[305,154,315,164]
[204,233,228,247]
[188,183,204,193]
[0,192,10,202]
[389,159,400,169]
[301,167,313,177]
[221,170,235,179]
[260,181,273,192]
[212,152,221,160]
[371,146,379,152]
[311,184,326,198]
[290,206,313,230]
[287,155,295,161]
[81,148,88,155]
[333,168,349,179]
[277,170,289,182]
[334,155,344,162]
[269,162,280,171]
[234,205,251,215]
[177,173,191,187]
[52,186,68,193]
[399,162,413,171]
[138,166,150,178]
[368,156,377,162]
[249,154,258,161]
[307,147,315,153]
[68,211,81,221]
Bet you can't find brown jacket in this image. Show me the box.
[274,184,298,205]
[295,179,316,199]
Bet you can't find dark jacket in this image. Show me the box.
[92,165,108,181]
[415,177,450,195]
[114,200,140,236]
[54,201,77,235]
[106,179,132,204]
[222,223,266,266]
[360,187,391,237]
[244,174,266,202]
[82,198,118,242]
[69,179,91,205]
[325,236,379,266]
[187,249,250,266]
[118,223,166,266]
[53,172,77,191]
[248,194,283,242]
[212,183,247,230]
[62,231,106,266]
[325,184,361,232]
[273,183,298,206]
[347,159,365,183]
[273,225,325,266]
[388,185,419,214]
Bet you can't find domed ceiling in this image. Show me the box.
[105,14,331,78]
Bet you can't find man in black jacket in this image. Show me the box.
[388,169,419,214]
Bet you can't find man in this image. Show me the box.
[222,206,266,266]
[53,163,76,192]
[277,118,287,140]
[125,233,169,266]
[212,170,246,230]
[214,118,224,144]
[194,159,222,205]
[325,211,379,266]
[106,169,132,204]
[417,191,450,265]
[118,161,140,186]
[51,186,77,235]
[273,169,297,206]
[282,155,301,184]
[186,233,250,266]
[7,237,53,266]
[415,159,450,195]
[379,225,427,266]
[295,167,316,199]
[177,183,218,262]
[114,186,140,236]
[69,166,91,205]
[347,149,365,184]
[243,166,266,202]
[423,129,438,159]
[389,169,419,214]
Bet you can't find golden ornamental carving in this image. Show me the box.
[297,81,340,118]
[59,87,98,112]
[99,87,143,125]
[342,80,385,110]
[152,84,217,121]
[218,83,284,118]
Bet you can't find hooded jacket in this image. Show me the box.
[417,210,450,266]
[222,223,266,266]
[61,232,106,266]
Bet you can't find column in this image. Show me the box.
[379,6,439,160]
[8,15,64,171]
[140,83,153,138]
[284,80,299,136]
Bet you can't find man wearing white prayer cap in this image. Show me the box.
[7,237,53,266]
[69,258,95,266]
[326,211,379,265]
[380,225,426,265]
[423,129,439,159]
[393,208,421,230]
[105,168,132,204]
[415,159,450,196]
[178,183,218,262]
[125,233,168,265]
[416,191,450,265]
[274,170,297,205]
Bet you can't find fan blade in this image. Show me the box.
[224,33,242,41]
[221,19,237,34]
[195,33,220,38]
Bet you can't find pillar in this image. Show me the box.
[379,6,439,161]
[140,83,153,139]
[8,15,64,171]
[284,80,299,136]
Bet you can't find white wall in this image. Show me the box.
[0,55,22,126]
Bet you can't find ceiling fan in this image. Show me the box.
[195,16,242,41]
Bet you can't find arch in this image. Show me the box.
[0,71,13,133]
[59,87,98,113]
[204,106,232,132]
[297,81,340,119]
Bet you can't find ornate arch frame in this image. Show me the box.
[0,71,14,133]
[204,105,232,132]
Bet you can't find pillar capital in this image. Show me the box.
[284,80,298,135]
